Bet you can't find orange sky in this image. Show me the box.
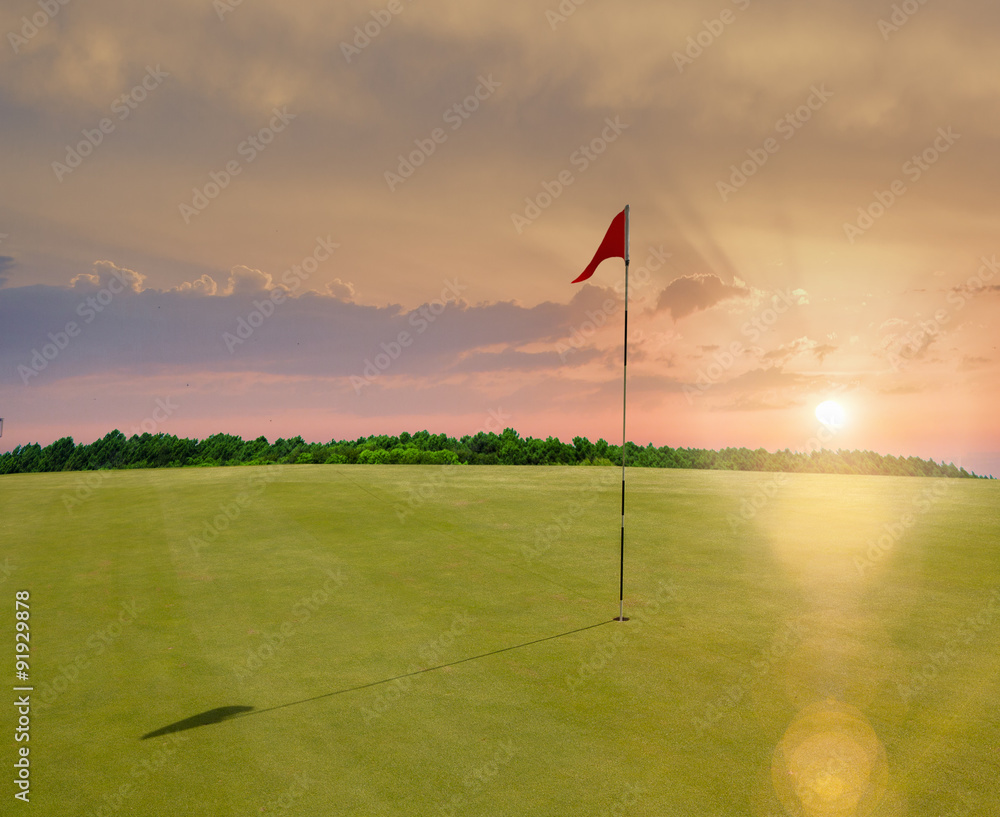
[1,0,998,475]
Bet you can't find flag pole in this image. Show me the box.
[617,204,630,622]
[569,205,630,621]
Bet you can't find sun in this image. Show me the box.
[815,400,846,430]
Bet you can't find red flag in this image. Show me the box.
[572,207,628,283]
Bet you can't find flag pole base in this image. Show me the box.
[614,616,630,622]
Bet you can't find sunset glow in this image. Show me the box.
[815,401,846,431]
[0,1,997,476]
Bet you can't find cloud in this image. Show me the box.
[2,0,998,465]
[69,260,148,293]
[448,347,597,374]
[959,355,991,371]
[695,364,849,413]
[223,266,274,296]
[174,275,219,296]
[878,318,908,333]
[718,366,818,393]
[167,271,354,300]
[325,278,356,301]
[711,393,804,413]
[762,336,838,365]
[951,283,1000,297]
[0,274,621,387]
[656,274,752,321]
[70,273,101,287]
[877,381,923,396]
[878,319,942,364]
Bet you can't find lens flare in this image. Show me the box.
[771,700,889,817]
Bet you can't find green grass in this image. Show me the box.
[1,465,997,815]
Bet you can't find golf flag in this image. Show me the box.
[572,207,629,283]
[569,205,632,621]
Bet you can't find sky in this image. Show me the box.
[0,0,997,475]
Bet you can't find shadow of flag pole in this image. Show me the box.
[572,205,630,622]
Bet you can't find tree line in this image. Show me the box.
[0,428,987,478]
